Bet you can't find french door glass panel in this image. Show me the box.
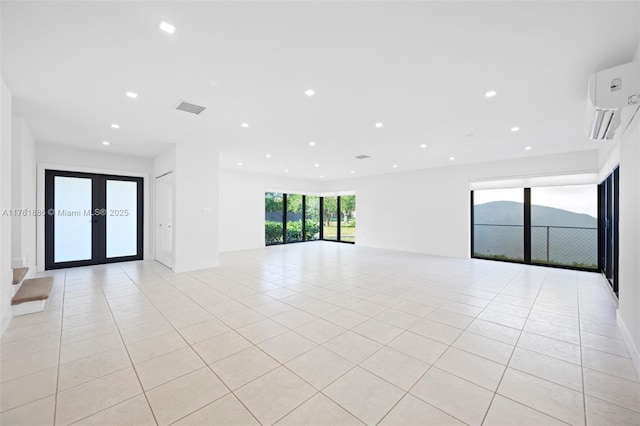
[473,188,524,262]
[53,176,92,263]
[106,180,138,258]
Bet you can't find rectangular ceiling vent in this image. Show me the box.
[355,154,371,160]
[176,101,206,115]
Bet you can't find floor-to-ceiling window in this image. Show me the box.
[265,192,284,245]
[531,185,598,269]
[286,194,304,243]
[472,188,524,262]
[339,195,356,243]
[322,196,338,241]
[472,184,597,270]
[265,193,355,246]
[305,196,320,241]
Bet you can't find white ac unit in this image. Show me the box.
[586,61,640,141]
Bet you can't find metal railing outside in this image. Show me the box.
[473,224,597,269]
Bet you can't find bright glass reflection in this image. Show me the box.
[54,176,92,262]
[106,180,138,258]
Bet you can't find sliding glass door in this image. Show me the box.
[599,167,619,295]
[45,170,143,269]
[472,188,524,262]
[472,185,597,271]
[531,185,598,269]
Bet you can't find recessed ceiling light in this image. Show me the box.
[284,169,289,173]
[159,21,176,34]
[320,175,324,178]
[102,141,110,146]
[126,91,138,99]
[241,123,249,128]
[111,123,120,129]
[420,144,427,148]
[485,90,497,98]
[449,156,455,160]
[314,163,319,167]
[525,146,533,151]
[304,89,315,97]
[350,170,355,174]
[393,165,398,168]
[237,162,243,166]
[375,122,384,128]
[511,126,520,132]
[265,154,271,158]
[309,141,316,146]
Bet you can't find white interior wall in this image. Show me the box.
[218,169,324,252]
[10,117,36,272]
[1,79,13,335]
[10,117,21,267]
[154,145,176,177]
[35,144,154,271]
[602,33,640,376]
[322,150,599,258]
[172,144,219,272]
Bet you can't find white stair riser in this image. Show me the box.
[12,300,47,316]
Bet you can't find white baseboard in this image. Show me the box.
[11,257,24,268]
[617,311,640,379]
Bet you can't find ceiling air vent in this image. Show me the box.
[176,101,206,115]
[355,154,371,160]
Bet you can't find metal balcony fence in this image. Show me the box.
[473,224,597,269]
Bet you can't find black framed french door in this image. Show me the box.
[45,170,144,270]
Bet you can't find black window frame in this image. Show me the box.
[471,186,598,272]
[265,193,355,246]
[598,166,619,296]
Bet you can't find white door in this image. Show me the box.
[155,172,174,268]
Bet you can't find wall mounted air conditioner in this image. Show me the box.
[586,61,640,141]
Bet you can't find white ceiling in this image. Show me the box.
[2,1,639,180]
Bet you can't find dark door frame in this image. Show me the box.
[44,169,144,270]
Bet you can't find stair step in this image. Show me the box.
[11,277,52,305]
[12,267,29,285]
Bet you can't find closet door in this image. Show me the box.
[155,172,174,268]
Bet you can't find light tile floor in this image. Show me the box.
[1,242,639,425]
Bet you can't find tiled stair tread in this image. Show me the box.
[11,277,53,305]
[12,267,29,285]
